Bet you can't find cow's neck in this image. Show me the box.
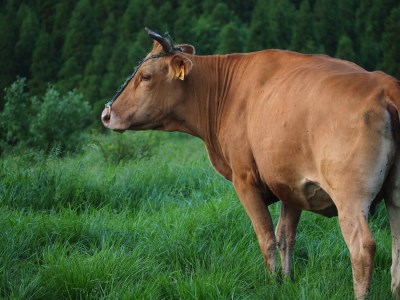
[168,54,244,149]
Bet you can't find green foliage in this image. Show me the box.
[30,86,91,152]
[335,35,355,62]
[0,78,31,149]
[314,0,339,56]
[94,132,161,163]
[14,5,40,79]
[247,0,270,51]
[0,78,91,154]
[0,7,18,106]
[290,0,321,53]
[265,0,295,49]
[81,14,118,103]
[216,22,247,54]
[380,6,400,78]
[58,0,98,91]
[29,30,58,95]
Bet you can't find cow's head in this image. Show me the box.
[101,28,195,131]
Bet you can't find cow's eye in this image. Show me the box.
[141,74,151,81]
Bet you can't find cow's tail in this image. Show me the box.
[382,78,400,299]
[382,78,400,142]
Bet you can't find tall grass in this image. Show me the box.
[0,132,392,299]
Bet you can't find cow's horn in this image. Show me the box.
[145,27,173,53]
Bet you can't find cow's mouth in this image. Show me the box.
[112,128,126,133]
[101,107,129,132]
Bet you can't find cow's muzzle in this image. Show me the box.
[101,102,112,126]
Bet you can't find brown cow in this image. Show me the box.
[101,28,400,300]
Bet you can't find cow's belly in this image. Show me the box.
[265,177,337,217]
[298,179,337,216]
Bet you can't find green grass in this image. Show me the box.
[0,132,392,299]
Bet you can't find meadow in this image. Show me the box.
[0,132,392,299]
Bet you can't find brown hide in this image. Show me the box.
[102,33,400,300]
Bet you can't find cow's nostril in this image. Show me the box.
[101,109,111,124]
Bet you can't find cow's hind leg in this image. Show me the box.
[385,199,400,299]
[276,203,301,280]
[337,200,376,300]
[384,157,400,299]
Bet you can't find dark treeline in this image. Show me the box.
[1,0,400,119]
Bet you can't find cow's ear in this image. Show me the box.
[169,54,193,81]
[176,44,195,55]
[152,40,164,52]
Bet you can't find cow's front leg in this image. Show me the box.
[233,174,276,273]
[275,203,301,280]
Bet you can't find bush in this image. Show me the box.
[30,86,91,152]
[0,78,31,150]
[0,78,91,154]
[92,132,160,163]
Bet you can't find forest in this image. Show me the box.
[1,0,400,125]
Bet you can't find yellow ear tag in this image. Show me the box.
[177,65,185,80]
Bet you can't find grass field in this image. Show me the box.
[0,132,393,299]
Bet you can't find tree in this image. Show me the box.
[119,0,146,41]
[30,86,91,152]
[337,0,357,41]
[81,14,118,104]
[58,0,98,91]
[102,40,131,103]
[158,2,175,32]
[216,22,246,54]
[29,30,58,95]
[0,78,31,149]
[265,0,295,49]
[225,0,255,23]
[247,0,270,51]
[143,5,163,34]
[35,0,57,32]
[355,0,382,70]
[380,6,400,78]
[0,3,18,106]
[173,1,195,43]
[335,35,355,62]
[14,5,40,79]
[191,15,219,54]
[314,0,339,56]
[51,0,74,53]
[93,0,127,29]
[191,3,236,54]
[290,0,321,53]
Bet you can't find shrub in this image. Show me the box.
[30,86,91,152]
[0,78,91,154]
[93,132,160,163]
[0,78,31,151]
